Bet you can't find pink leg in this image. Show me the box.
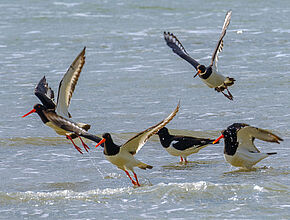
[125,170,137,186]
[66,135,83,154]
[133,172,141,187]
[221,89,233,100]
[78,136,90,152]
[180,156,184,162]
[184,157,188,164]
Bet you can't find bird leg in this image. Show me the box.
[180,156,184,163]
[221,89,233,100]
[184,157,188,165]
[133,172,141,187]
[66,135,83,154]
[78,136,90,152]
[125,170,138,186]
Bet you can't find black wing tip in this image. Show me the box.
[267,152,277,155]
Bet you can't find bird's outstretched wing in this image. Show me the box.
[237,125,283,152]
[56,47,86,118]
[210,10,232,70]
[164,32,200,70]
[121,102,180,155]
[34,76,56,109]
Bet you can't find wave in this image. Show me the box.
[1,180,288,205]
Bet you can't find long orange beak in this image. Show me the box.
[194,69,201,78]
[22,109,36,118]
[213,134,224,144]
[95,138,106,148]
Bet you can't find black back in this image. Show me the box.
[157,127,215,151]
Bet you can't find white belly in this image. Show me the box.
[46,122,69,136]
[224,149,269,169]
[165,145,205,157]
[105,152,139,172]
[201,71,226,88]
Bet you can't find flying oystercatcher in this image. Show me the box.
[22,47,102,154]
[95,102,180,187]
[213,123,283,169]
[164,10,235,100]
[157,127,217,164]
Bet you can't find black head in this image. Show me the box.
[197,65,206,73]
[33,104,46,113]
[102,133,111,140]
[222,123,249,155]
[22,103,46,119]
[157,127,169,136]
[95,133,113,148]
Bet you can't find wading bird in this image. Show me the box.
[213,123,283,169]
[95,102,180,187]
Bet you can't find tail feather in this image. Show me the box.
[77,123,91,131]
[267,152,277,155]
[224,77,235,86]
[81,133,103,145]
[138,162,153,170]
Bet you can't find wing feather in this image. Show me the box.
[34,76,56,109]
[210,10,232,70]
[164,32,200,70]
[121,102,180,155]
[56,47,86,118]
[237,126,283,152]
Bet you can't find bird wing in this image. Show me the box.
[210,10,232,70]
[34,76,56,109]
[56,47,86,118]
[237,126,283,152]
[121,102,180,155]
[172,136,214,151]
[164,32,200,70]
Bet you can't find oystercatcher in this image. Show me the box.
[213,123,283,169]
[164,10,235,100]
[157,127,217,164]
[22,47,102,154]
[95,102,180,187]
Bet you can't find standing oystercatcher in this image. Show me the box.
[164,10,235,100]
[95,102,180,187]
[213,123,283,169]
[157,127,217,164]
[22,47,102,154]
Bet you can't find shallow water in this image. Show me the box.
[0,0,290,219]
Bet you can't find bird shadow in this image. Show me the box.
[162,160,219,170]
[222,166,272,176]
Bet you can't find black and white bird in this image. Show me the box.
[164,10,235,100]
[95,103,180,187]
[22,47,102,154]
[157,127,216,164]
[213,123,283,169]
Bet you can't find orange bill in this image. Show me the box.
[22,109,36,118]
[95,138,106,148]
[193,69,201,78]
[213,134,224,144]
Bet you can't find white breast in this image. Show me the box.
[105,151,139,171]
[166,145,202,157]
[201,71,226,88]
